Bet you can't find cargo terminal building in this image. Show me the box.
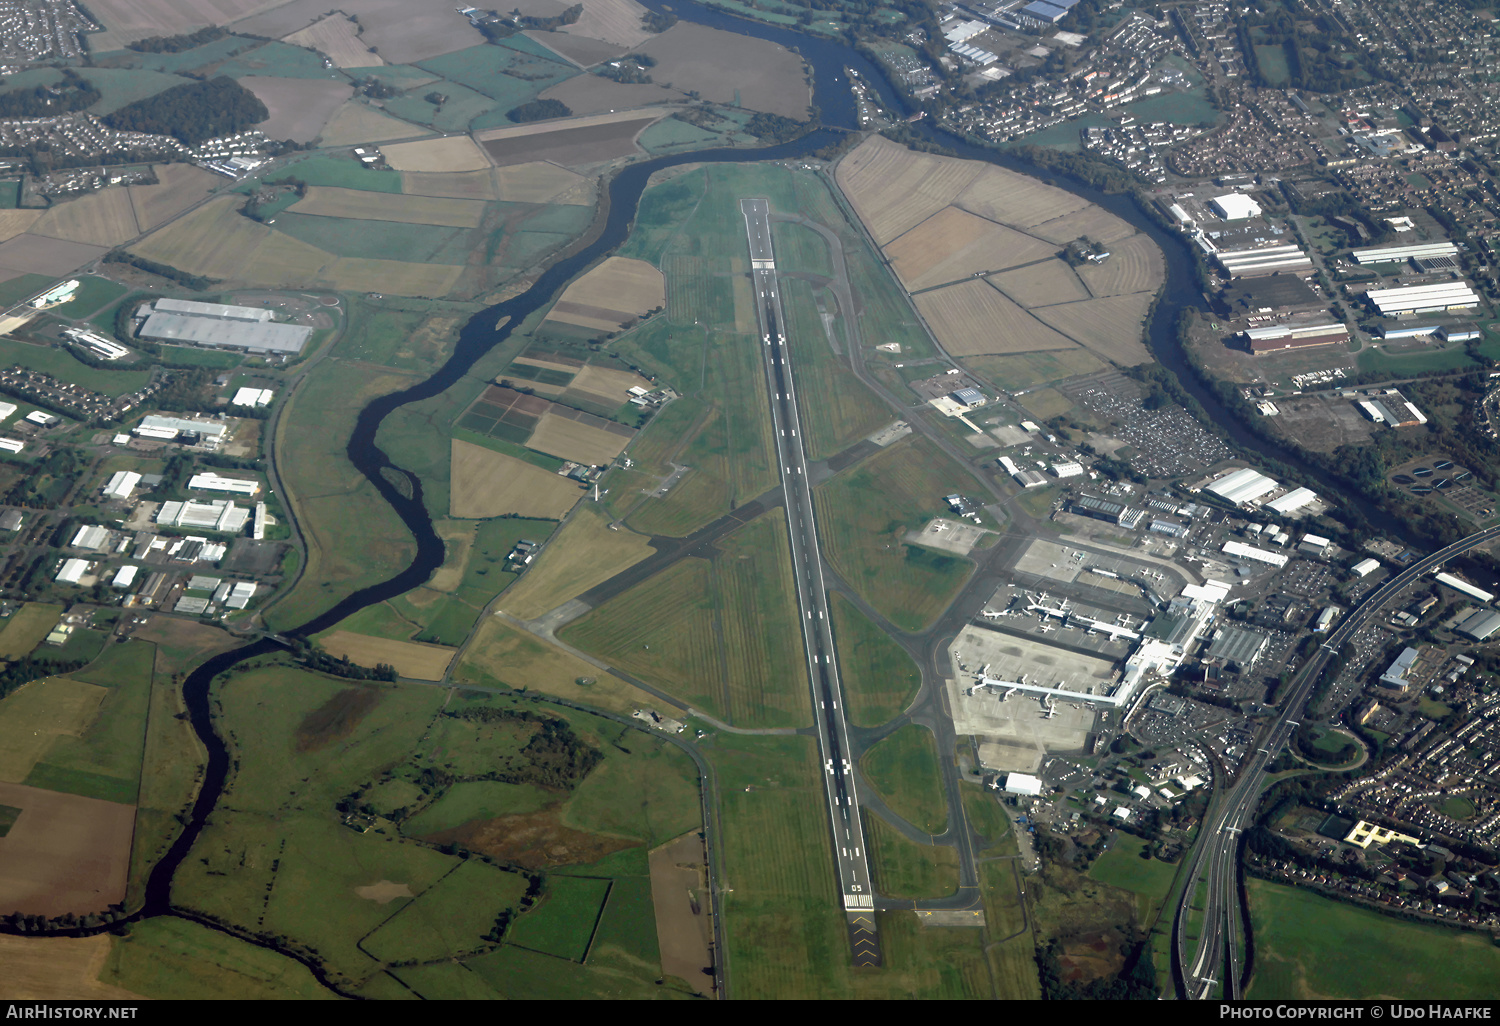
[138,298,313,356]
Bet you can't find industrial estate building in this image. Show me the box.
[63,327,129,360]
[1205,467,1279,505]
[155,499,249,533]
[188,473,260,497]
[138,298,314,356]
[1241,322,1349,354]
[1209,193,1262,220]
[1356,394,1427,428]
[1351,241,1460,265]
[1215,243,1313,277]
[1380,647,1420,690]
[1364,281,1481,317]
[133,415,228,448]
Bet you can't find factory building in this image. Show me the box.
[1351,557,1380,577]
[0,438,24,454]
[1051,462,1084,479]
[1241,322,1348,354]
[31,280,78,308]
[1071,494,1144,528]
[188,473,260,496]
[102,471,140,500]
[1209,193,1262,220]
[1018,0,1079,24]
[1357,397,1427,428]
[1351,241,1459,265]
[1434,572,1494,603]
[1221,540,1290,567]
[232,387,274,407]
[1215,244,1313,278]
[133,415,228,448]
[63,328,130,360]
[140,298,313,356]
[55,558,89,584]
[1003,772,1044,797]
[1457,609,1500,642]
[155,499,250,533]
[70,524,110,551]
[1364,282,1480,317]
[1265,486,1319,516]
[1205,467,1279,506]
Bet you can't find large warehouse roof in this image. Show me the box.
[1457,609,1500,641]
[141,312,312,355]
[1215,244,1313,276]
[1206,467,1279,505]
[1351,241,1459,264]
[1210,193,1262,220]
[154,298,275,322]
[1365,282,1480,316]
[1266,486,1319,515]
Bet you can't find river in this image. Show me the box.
[142,0,1344,934]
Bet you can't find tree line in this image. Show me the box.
[103,76,268,146]
[126,26,228,53]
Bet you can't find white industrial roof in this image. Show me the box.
[56,557,89,584]
[141,312,313,355]
[1351,241,1459,264]
[154,297,274,322]
[103,470,141,499]
[1206,467,1279,505]
[1211,193,1262,220]
[1222,540,1290,567]
[1351,557,1380,576]
[112,565,139,588]
[189,473,259,496]
[1004,772,1043,796]
[1266,487,1318,515]
[232,387,274,407]
[71,524,109,550]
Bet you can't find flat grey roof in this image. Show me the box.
[141,312,312,355]
[1206,626,1268,665]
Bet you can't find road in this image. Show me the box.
[742,198,880,965]
[1175,525,1500,999]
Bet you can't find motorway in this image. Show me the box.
[741,199,880,966]
[1175,524,1500,999]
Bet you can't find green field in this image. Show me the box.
[362,859,529,963]
[213,41,346,79]
[25,642,155,804]
[0,273,55,307]
[101,916,338,1000]
[1357,344,1488,376]
[48,276,130,320]
[272,211,474,264]
[1088,834,1178,924]
[562,509,811,727]
[415,42,577,111]
[612,321,778,538]
[280,154,404,194]
[0,602,64,658]
[167,665,703,990]
[778,275,892,459]
[962,784,1013,854]
[506,875,611,961]
[401,780,555,835]
[813,436,976,631]
[0,338,150,396]
[828,591,921,727]
[859,723,948,835]
[865,815,959,899]
[1246,878,1500,998]
[962,349,1108,391]
[264,356,417,632]
[383,81,498,133]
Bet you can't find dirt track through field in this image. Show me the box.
[649,833,714,995]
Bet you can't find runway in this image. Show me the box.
[741,198,880,966]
